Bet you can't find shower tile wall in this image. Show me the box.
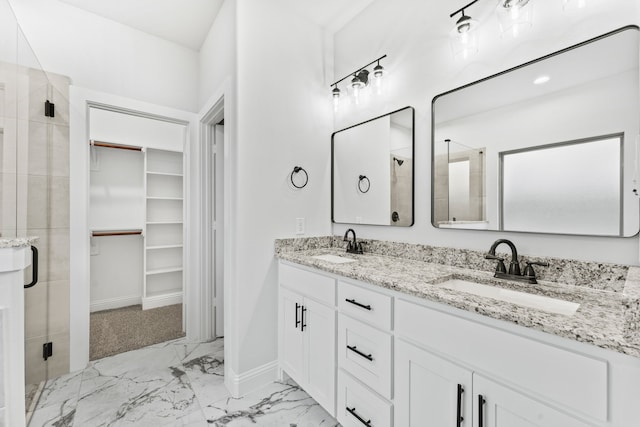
[18,68,71,386]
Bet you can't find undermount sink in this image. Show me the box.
[311,254,357,264]
[436,279,580,316]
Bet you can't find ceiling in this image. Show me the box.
[57,0,374,51]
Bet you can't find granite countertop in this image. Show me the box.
[277,247,640,358]
[0,236,39,248]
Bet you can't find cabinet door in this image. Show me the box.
[280,288,304,385]
[304,297,336,416]
[473,375,590,427]
[395,339,472,427]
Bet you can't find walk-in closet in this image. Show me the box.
[88,106,187,359]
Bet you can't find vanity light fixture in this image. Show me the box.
[496,0,534,38]
[450,0,480,59]
[330,55,387,109]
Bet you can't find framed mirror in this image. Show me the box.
[432,26,639,237]
[333,106,414,226]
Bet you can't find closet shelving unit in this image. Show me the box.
[143,148,184,310]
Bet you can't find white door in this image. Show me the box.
[280,288,304,385]
[304,297,336,415]
[213,123,224,337]
[473,374,589,427]
[395,339,473,427]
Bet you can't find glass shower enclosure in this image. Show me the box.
[0,0,71,423]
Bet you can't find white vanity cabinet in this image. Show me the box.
[277,259,640,427]
[336,280,394,426]
[395,298,608,427]
[473,374,591,427]
[395,339,472,427]
[278,263,336,416]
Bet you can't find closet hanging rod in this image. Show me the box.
[90,140,143,151]
[91,229,143,237]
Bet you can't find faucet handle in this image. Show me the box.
[485,254,507,274]
[523,261,549,278]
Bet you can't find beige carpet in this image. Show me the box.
[90,304,185,360]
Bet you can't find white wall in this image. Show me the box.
[233,0,332,373]
[198,0,236,110]
[332,0,640,265]
[8,0,199,112]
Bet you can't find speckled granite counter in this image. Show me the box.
[275,237,640,358]
[0,236,39,248]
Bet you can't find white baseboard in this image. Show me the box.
[90,295,141,312]
[225,360,279,398]
[142,292,183,310]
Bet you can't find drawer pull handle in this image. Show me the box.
[347,345,373,361]
[301,306,307,331]
[456,384,464,427]
[295,303,301,329]
[478,394,486,427]
[346,407,372,426]
[345,298,371,310]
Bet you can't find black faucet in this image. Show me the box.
[485,239,548,284]
[343,228,363,254]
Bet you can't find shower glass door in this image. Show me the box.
[1,1,71,422]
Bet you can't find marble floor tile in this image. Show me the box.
[35,369,83,410]
[178,338,229,409]
[28,398,76,427]
[28,338,339,427]
[74,345,198,426]
[203,381,340,427]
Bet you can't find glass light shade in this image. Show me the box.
[497,0,533,38]
[351,76,365,105]
[372,64,385,95]
[332,86,341,111]
[450,22,479,60]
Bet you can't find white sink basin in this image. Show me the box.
[436,279,580,316]
[312,254,357,264]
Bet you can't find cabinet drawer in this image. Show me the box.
[338,314,392,399]
[395,298,608,422]
[279,263,336,305]
[338,280,392,330]
[337,369,392,427]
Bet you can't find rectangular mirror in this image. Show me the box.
[432,26,639,237]
[333,106,414,226]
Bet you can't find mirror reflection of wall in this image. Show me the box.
[501,134,622,235]
[333,106,414,226]
[431,26,639,237]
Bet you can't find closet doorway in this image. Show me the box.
[88,106,188,360]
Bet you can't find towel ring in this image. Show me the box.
[290,166,309,189]
[358,175,370,193]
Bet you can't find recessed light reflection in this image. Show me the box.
[533,75,550,85]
